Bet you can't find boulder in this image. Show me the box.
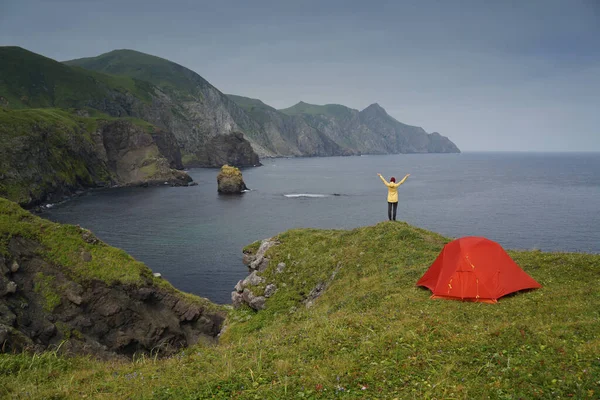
[242,271,264,287]
[264,284,277,298]
[217,165,248,194]
[276,262,286,274]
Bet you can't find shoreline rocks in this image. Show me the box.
[0,207,226,359]
[232,238,280,311]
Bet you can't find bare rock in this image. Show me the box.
[10,260,20,273]
[81,229,100,244]
[66,291,83,305]
[0,324,8,345]
[249,296,266,310]
[249,239,278,271]
[242,271,264,287]
[97,302,121,317]
[65,282,84,305]
[242,253,253,266]
[276,262,286,273]
[264,284,277,298]
[231,291,244,308]
[1,281,17,296]
[240,288,266,311]
[234,280,243,293]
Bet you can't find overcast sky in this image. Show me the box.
[1,0,599,151]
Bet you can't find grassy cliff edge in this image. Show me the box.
[1,212,598,398]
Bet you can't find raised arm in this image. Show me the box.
[377,173,388,185]
[397,174,411,185]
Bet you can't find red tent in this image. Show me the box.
[417,237,541,303]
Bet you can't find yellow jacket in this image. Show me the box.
[379,175,408,203]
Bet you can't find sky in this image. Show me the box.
[1,0,599,151]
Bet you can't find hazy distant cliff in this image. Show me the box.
[1,46,460,182]
[229,96,460,156]
[64,49,460,157]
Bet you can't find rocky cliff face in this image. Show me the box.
[0,198,226,358]
[79,85,264,167]
[230,97,460,156]
[0,108,191,207]
[66,49,460,161]
[96,120,191,186]
[2,47,459,172]
[64,49,268,166]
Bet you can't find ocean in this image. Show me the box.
[41,152,600,304]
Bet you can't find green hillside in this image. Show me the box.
[227,94,276,113]
[0,107,170,206]
[65,49,211,100]
[0,108,108,204]
[1,220,598,398]
[279,101,356,119]
[0,47,154,109]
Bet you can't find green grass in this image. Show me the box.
[0,219,598,398]
[33,272,62,312]
[0,47,154,110]
[64,49,210,101]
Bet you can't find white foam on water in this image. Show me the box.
[284,193,328,198]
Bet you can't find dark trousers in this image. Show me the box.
[387,202,398,221]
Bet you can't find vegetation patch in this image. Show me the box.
[33,272,62,312]
[0,47,154,109]
[0,218,598,398]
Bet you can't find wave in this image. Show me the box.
[284,193,328,198]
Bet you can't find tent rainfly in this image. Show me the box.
[417,236,541,303]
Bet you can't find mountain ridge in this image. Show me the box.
[65,49,460,156]
[231,94,461,155]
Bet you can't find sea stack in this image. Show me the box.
[217,165,248,194]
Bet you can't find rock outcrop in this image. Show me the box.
[0,198,226,358]
[217,165,248,194]
[63,49,267,165]
[232,238,279,310]
[193,132,261,168]
[0,108,191,207]
[251,99,460,155]
[97,120,192,186]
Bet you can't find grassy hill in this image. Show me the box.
[227,94,277,113]
[64,49,211,100]
[0,47,154,109]
[1,219,598,398]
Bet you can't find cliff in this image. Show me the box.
[1,46,460,167]
[0,198,226,358]
[0,46,261,168]
[63,49,269,163]
[0,108,191,207]
[63,49,460,157]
